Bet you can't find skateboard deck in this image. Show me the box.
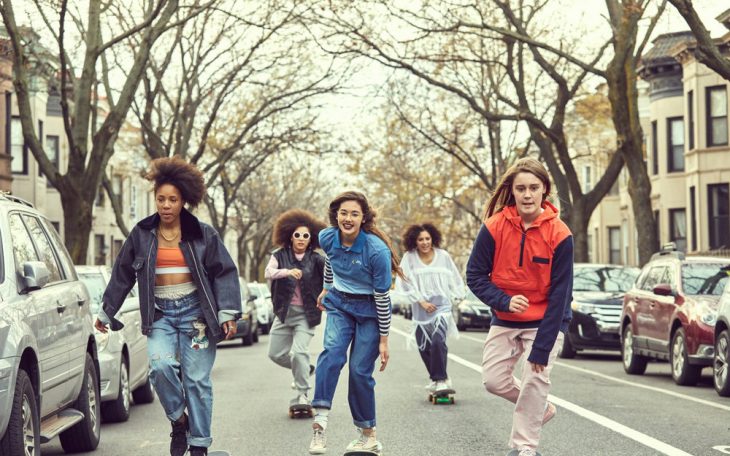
[343,451,381,456]
[288,402,313,418]
[506,450,541,456]
[428,388,455,404]
[208,451,231,456]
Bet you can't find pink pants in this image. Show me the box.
[481,325,563,450]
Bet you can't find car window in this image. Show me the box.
[22,215,62,283]
[682,263,730,296]
[8,213,41,285]
[78,272,105,313]
[42,217,76,280]
[641,266,666,292]
[573,266,639,292]
[662,265,677,288]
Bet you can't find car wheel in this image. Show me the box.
[132,376,155,404]
[0,369,40,456]
[671,328,701,386]
[456,311,466,332]
[60,353,101,452]
[714,329,730,396]
[101,359,131,422]
[242,324,254,346]
[621,325,648,375]
[253,325,259,343]
[558,335,577,359]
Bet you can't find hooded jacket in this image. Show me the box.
[101,208,242,341]
[466,201,573,365]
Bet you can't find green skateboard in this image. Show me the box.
[428,388,455,405]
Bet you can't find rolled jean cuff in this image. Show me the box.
[167,404,187,423]
[188,437,213,448]
[354,418,376,429]
[312,400,332,409]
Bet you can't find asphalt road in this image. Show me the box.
[43,314,730,456]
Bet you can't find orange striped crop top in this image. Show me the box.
[156,247,191,274]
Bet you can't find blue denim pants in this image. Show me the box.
[147,292,216,448]
[313,289,380,428]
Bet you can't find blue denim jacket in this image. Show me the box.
[101,208,242,340]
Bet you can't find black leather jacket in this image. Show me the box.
[270,248,325,328]
[101,208,241,340]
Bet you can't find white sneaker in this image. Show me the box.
[424,381,436,392]
[345,429,382,454]
[517,448,537,456]
[309,427,327,454]
[434,381,450,393]
[298,394,310,406]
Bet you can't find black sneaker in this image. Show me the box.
[169,416,188,456]
[189,446,208,456]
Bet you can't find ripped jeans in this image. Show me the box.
[148,292,216,448]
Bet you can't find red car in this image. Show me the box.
[620,247,730,386]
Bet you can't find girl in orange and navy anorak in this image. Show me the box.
[466,158,573,456]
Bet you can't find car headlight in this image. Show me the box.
[571,301,596,314]
[696,299,718,326]
[95,330,110,352]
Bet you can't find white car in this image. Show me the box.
[76,265,155,422]
[249,282,274,334]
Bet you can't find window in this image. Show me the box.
[94,234,106,266]
[8,214,39,285]
[667,117,684,172]
[608,227,621,264]
[707,86,728,147]
[651,121,658,175]
[41,135,60,182]
[583,165,592,192]
[641,266,666,292]
[112,175,123,208]
[623,220,630,265]
[689,186,697,251]
[77,272,104,313]
[669,209,687,253]
[709,184,730,249]
[587,233,594,263]
[688,90,695,150]
[10,117,27,174]
[130,185,137,220]
[22,215,62,283]
[43,218,73,280]
[95,186,105,207]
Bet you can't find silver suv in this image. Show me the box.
[0,195,100,454]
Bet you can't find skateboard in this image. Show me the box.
[506,450,541,456]
[343,451,381,456]
[428,388,455,405]
[207,452,231,456]
[288,402,313,418]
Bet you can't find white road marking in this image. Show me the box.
[390,326,694,456]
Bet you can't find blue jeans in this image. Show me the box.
[313,289,380,428]
[147,292,216,448]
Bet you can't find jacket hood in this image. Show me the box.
[137,207,204,240]
[501,200,559,230]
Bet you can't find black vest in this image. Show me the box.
[270,248,325,328]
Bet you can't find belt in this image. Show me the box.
[332,288,373,300]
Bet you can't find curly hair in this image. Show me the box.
[145,156,206,208]
[327,191,404,279]
[402,223,442,252]
[272,209,326,250]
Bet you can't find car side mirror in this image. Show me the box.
[21,261,50,291]
[653,283,674,297]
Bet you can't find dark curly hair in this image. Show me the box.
[402,223,442,252]
[272,209,327,250]
[145,156,206,208]
[327,191,404,279]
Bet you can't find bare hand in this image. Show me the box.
[316,289,328,311]
[289,268,303,280]
[419,301,437,313]
[94,319,108,333]
[379,338,389,371]
[530,362,545,373]
[222,321,237,340]
[509,295,529,313]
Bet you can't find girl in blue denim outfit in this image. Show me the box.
[308,191,402,456]
[95,157,241,456]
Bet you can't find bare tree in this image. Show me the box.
[0,0,211,262]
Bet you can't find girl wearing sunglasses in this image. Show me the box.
[265,209,327,414]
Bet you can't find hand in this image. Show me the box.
[530,362,546,373]
[94,319,108,333]
[289,268,303,280]
[379,337,389,371]
[509,295,529,313]
[316,289,328,311]
[222,321,237,340]
[419,301,437,313]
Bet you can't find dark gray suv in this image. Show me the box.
[0,195,100,454]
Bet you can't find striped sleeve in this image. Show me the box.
[373,290,392,336]
[323,256,333,290]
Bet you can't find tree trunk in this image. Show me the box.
[569,199,590,263]
[60,189,94,265]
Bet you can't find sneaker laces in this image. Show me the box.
[518,449,537,456]
[311,428,326,447]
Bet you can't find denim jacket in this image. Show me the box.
[101,208,242,340]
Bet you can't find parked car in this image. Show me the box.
[76,265,154,422]
[713,278,730,396]
[454,290,492,331]
[559,264,640,358]
[249,282,274,334]
[0,194,101,454]
[221,278,259,346]
[620,244,730,386]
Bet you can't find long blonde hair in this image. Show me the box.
[484,158,551,219]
